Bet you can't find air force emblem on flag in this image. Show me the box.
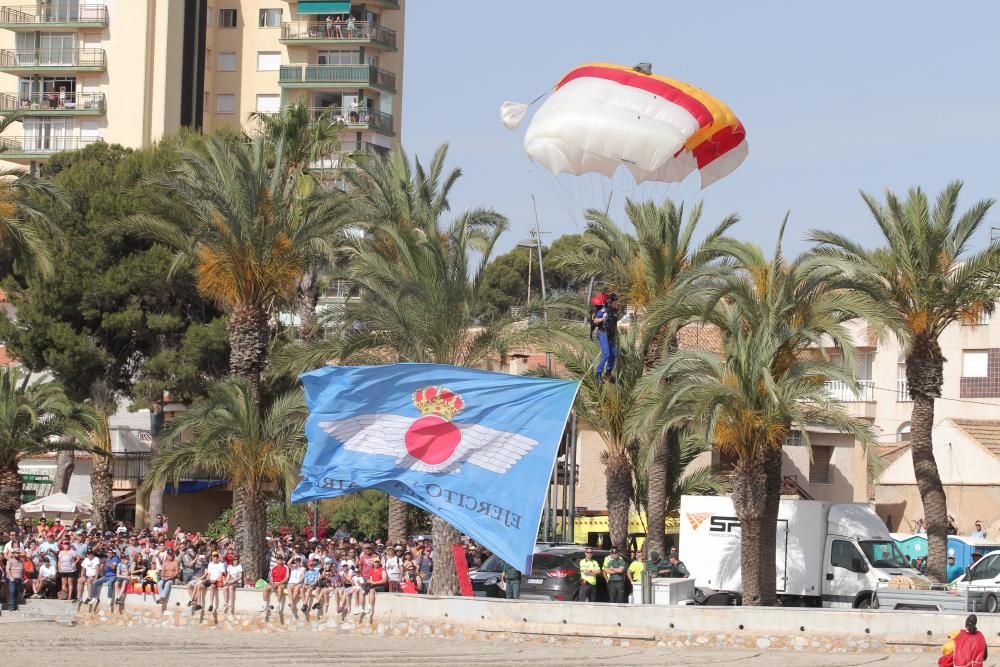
[292,363,580,572]
[319,385,537,474]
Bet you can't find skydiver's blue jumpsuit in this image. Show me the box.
[594,305,618,379]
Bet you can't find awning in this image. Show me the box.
[297,1,351,14]
[165,480,225,494]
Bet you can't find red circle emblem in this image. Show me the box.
[404,415,461,465]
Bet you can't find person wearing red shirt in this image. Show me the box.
[947,614,988,667]
[260,560,289,614]
[365,557,386,615]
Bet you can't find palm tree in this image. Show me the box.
[627,428,730,538]
[125,132,349,395]
[249,103,351,339]
[141,378,307,581]
[809,182,1000,582]
[278,145,510,594]
[532,327,646,552]
[551,199,737,557]
[0,367,96,532]
[82,381,116,532]
[637,233,881,605]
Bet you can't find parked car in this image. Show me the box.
[470,545,610,601]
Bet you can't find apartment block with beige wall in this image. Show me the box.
[0,0,404,173]
[0,0,195,171]
[203,0,403,163]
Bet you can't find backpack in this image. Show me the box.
[589,293,608,340]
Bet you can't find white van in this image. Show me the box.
[680,495,925,608]
[954,550,1000,612]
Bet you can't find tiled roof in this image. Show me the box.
[0,344,15,367]
[950,419,1000,458]
[877,443,911,465]
[676,323,724,354]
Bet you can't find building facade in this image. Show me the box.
[0,0,404,171]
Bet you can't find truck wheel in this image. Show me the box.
[856,595,872,610]
[985,594,998,613]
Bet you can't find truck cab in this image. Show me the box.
[821,503,918,608]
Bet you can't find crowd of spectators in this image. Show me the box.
[1,516,491,617]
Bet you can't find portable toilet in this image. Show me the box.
[893,533,927,563]
[948,536,1000,569]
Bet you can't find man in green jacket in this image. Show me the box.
[602,547,627,604]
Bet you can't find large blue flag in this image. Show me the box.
[292,363,579,572]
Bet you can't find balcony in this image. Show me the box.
[309,140,387,171]
[0,90,104,115]
[824,379,874,402]
[278,63,396,93]
[0,135,101,158]
[308,105,393,134]
[897,378,911,402]
[280,21,396,50]
[0,48,106,72]
[0,4,108,29]
[824,379,876,419]
[112,451,218,490]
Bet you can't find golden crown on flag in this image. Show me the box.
[412,386,464,420]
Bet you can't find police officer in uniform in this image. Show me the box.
[602,547,627,604]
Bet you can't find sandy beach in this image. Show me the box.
[2,620,932,666]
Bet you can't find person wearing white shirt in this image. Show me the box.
[286,557,307,618]
[222,556,244,617]
[198,551,227,612]
[79,555,100,601]
[384,547,403,592]
[971,520,987,539]
[3,530,22,556]
[32,559,57,598]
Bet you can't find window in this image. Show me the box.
[217,52,237,72]
[962,350,989,378]
[258,8,282,27]
[317,50,359,66]
[215,94,235,114]
[830,539,866,573]
[897,422,911,443]
[256,51,281,71]
[809,446,832,484]
[255,94,280,114]
[219,8,237,28]
[785,430,801,447]
[971,555,1000,582]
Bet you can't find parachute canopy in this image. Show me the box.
[522,63,748,188]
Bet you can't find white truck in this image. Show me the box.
[679,495,925,608]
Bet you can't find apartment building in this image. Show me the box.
[203,0,403,164]
[0,0,201,171]
[0,0,404,173]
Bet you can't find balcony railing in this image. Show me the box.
[308,140,387,171]
[897,378,911,402]
[0,48,106,69]
[0,4,108,26]
[308,105,393,133]
[0,135,101,155]
[280,21,396,49]
[0,90,104,113]
[112,451,216,483]
[823,379,875,402]
[278,63,396,92]
[322,280,354,299]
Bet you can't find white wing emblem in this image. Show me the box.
[318,413,538,475]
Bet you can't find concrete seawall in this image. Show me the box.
[71,588,996,655]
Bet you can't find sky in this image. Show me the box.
[400,1,1000,256]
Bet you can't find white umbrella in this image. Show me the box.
[18,492,93,519]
